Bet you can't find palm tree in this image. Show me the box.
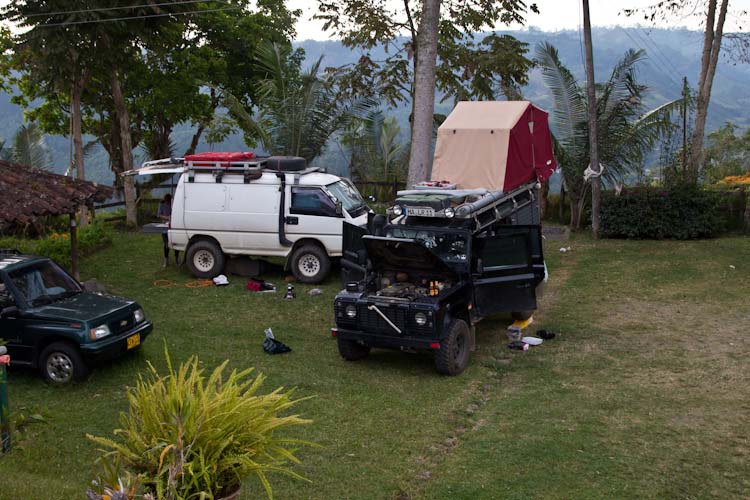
[535,42,680,228]
[10,121,51,169]
[245,42,374,163]
[344,111,406,182]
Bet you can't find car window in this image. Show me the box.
[0,282,15,309]
[291,188,338,217]
[9,261,82,307]
[326,180,366,216]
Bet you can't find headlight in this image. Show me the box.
[392,205,403,216]
[345,305,357,319]
[134,308,145,323]
[444,207,455,218]
[414,312,428,326]
[89,324,111,340]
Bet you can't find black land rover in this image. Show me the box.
[333,184,545,375]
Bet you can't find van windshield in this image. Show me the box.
[10,261,82,307]
[326,180,366,217]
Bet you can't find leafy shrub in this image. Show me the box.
[601,185,726,239]
[36,220,112,267]
[88,349,314,500]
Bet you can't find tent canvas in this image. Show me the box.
[431,101,557,192]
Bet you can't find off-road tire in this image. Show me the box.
[186,240,225,279]
[265,156,307,171]
[290,244,330,284]
[337,337,371,361]
[40,342,89,385]
[435,319,471,376]
[511,310,534,321]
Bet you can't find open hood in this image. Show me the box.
[363,236,459,279]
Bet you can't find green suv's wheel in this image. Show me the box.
[290,244,330,284]
[435,319,471,376]
[186,240,225,279]
[40,342,89,385]
[337,337,371,361]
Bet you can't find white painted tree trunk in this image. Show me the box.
[111,72,138,227]
[71,81,88,227]
[688,0,729,181]
[406,0,440,188]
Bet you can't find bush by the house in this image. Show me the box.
[0,219,112,267]
[601,185,726,239]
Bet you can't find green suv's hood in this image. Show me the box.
[28,292,135,323]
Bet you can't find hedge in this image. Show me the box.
[600,185,726,240]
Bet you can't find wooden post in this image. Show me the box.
[70,213,79,280]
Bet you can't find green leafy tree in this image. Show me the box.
[623,0,749,182]
[535,42,680,229]
[225,42,374,163]
[703,122,750,183]
[315,0,537,184]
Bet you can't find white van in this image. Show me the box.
[127,154,369,283]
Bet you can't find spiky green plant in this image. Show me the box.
[88,348,314,500]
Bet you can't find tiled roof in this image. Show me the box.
[0,161,113,225]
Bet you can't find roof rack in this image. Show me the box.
[391,182,539,233]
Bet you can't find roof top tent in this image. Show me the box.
[390,101,558,231]
[431,100,557,192]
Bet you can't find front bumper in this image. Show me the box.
[80,320,153,363]
[335,326,439,350]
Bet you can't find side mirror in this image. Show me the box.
[335,201,343,216]
[0,305,19,319]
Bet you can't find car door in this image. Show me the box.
[472,225,545,318]
[340,221,369,287]
[0,278,34,365]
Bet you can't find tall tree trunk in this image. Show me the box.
[406,0,440,188]
[111,71,137,226]
[744,187,750,232]
[687,0,729,182]
[71,80,89,227]
[582,0,601,238]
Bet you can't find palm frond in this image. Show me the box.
[533,42,586,145]
[11,121,50,169]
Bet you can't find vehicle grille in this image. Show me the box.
[357,304,408,334]
[109,313,135,335]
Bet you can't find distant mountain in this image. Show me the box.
[0,27,747,186]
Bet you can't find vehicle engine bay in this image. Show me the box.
[371,270,455,301]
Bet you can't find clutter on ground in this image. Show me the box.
[283,283,296,300]
[263,328,291,355]
[212,274,229,286]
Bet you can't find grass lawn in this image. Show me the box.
[0,231,748,499]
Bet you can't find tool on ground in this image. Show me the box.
[283,283,296,300]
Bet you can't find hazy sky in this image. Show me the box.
[289,0,750,40]
[0,1,747,38]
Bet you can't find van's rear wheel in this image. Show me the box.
[186,240,225,279]
[290,244,330,283]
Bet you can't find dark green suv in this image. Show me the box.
[0,250,153,384]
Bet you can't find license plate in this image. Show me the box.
[126,333,141,350]
[406,206,434,217]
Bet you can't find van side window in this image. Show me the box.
[291,188,338,217]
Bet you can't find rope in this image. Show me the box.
[583,163,605,182]
[153,279,213,289]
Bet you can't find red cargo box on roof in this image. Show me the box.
[184,151,256,167]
